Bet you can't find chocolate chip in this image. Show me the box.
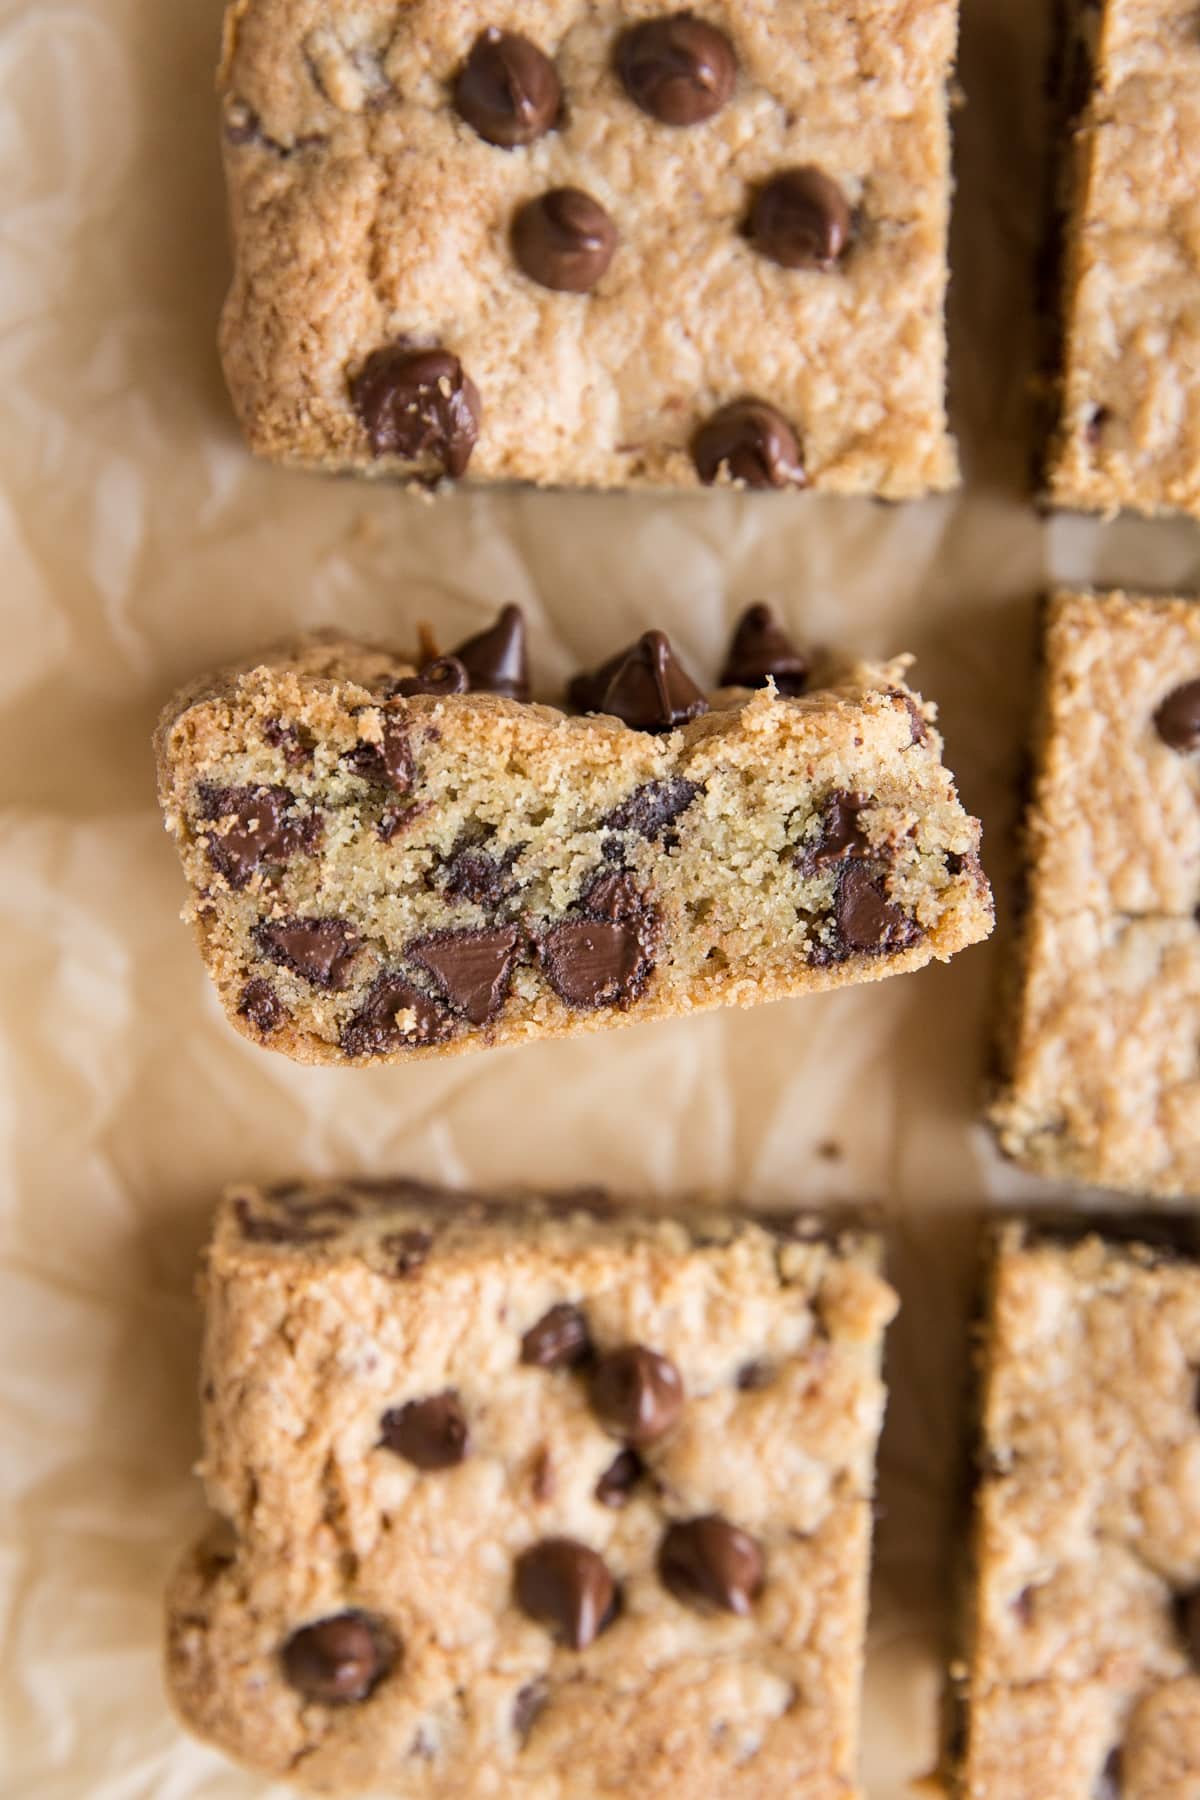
[238,978,287,1035]
[1013,1585,1036,1625]
[256,917,359,989]
[1095,1747,1123,1798]
[390,656,469,698]
[263,717,314,766]
[567,629,709,732]
[615,14,737,125]
[658,1516,764,1615]
[1175,1587,1200,1664]
[835,861,921,954]
[514,1538,618,1649]
[1154,679,1200,751]
[601,778,699,841]
[719,603,809,694]
[513,1678,549,1741]
[590,1345,683,1445]
[349,717,415,792]
[736,1359,774,1391]
[407,925,520,1025]
[521,1302,593,1368]
[381,1228,433,1275]
[692,400,806,490]
[441,840,522,905]
[1085,404,1111,446]
[340,973,453,1058]
[380,1391,469,1469]
[746,167,852,271]
[888,688,930,745]
[351,346,481,477]
[454,29,561,147]
[578,869,645,920]
[800,791,871,869]
[530,1444,555,1501]
[450,604,530,700]
[595,1447,643,1507]
[540,917,650,1009]
[281,1612,395,1704]
[197,785,320,889]
[512,188,617,293]
[233,1196,337,1246]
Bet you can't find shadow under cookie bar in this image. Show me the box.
[990,590,1200,1198]
[154,610,992,1067]
[165,1180,897,1796]
[1046,0,1200,517]
[216,0,958,496]
[954,1218,1200,1798]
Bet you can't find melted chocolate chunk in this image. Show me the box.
[692,400,806,489]
[351,346,481,477]
[407,925,520,1025]
[578,869,644,920]
[454,29,561,148]
[340,973,453,1058]
[1154,679,1200,752]
[256,917,359,989]
[197,785,321,889]
[513,188,617,292]
[540,918,648,1008]
[348,717,415,792]
[380,1391,469,1469]
[746,167,852,271]
[381,1228,433,1276]
[567,629,709,731]
[238,978,287,1036]
[521,1302,592,1369]
[441,839,522,905]
[281,1612,396,1705]
[390,656,469,699]
[513,1678,549,1741]
[263,717,314,766]
[233,1196,337,1245]
[835,861,921,954]
[595,1447,643,1507]
[615,14,736,125]
[798,791,872,870]
[601,777,699,841]
[451,604,531,700]
[719,603,809,694]
[514,1538,618,1649]
[590,1345,683,1445]
[658,1515,764,1615]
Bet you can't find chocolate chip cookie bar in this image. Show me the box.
[217,1,959,495]
[959,1220,1200,1798]
[154,606,991,1066]
[165,1180,897,1795]
[990,591,1200,1197]
[1047,0,1200,516]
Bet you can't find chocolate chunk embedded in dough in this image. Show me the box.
[719,603,809,695]
[256,917,359,989]
[512,188,617,293]
[746,167,852,271]
[281,1612,396,1704]
[1154,679,1200,751]
[692,400,806,490]
[454,29,560,147]
[514,1538,618,1649]
[658,1516,765,1615]
[590,1345,683,1445]
[351,346,481,477]
[380,1391,469,1469]
[521,1302,593,1369]
[408,926,520,1025]
[615,15,736,125]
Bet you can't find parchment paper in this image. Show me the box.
[5,2,1200,1794]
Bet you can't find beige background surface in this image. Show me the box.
[3,1,1200,1795]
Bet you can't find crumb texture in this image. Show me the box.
[1049,0,1200,517]
[154,635,991,1066]
[165,1183,897,1796]
[991,590,1200,1197]
[963,1226,1200,1799]
[218,0,959,495]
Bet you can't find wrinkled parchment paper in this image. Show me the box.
[6,2,1200,1794]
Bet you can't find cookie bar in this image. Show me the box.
[154,606,992,1067]
[165,1181,897,1796]
[959,1221,1200,1798]
[217,0,959,496]
[1047,0,1200,516]
[990,591,1200,1197]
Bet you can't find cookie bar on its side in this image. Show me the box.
[1047,0,1200,516]
[959,1221,1200,1798]
[218,0,959,496]
[154,611,991,1067]
[990,590,1200,1197]
[165,1181,898,1796]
